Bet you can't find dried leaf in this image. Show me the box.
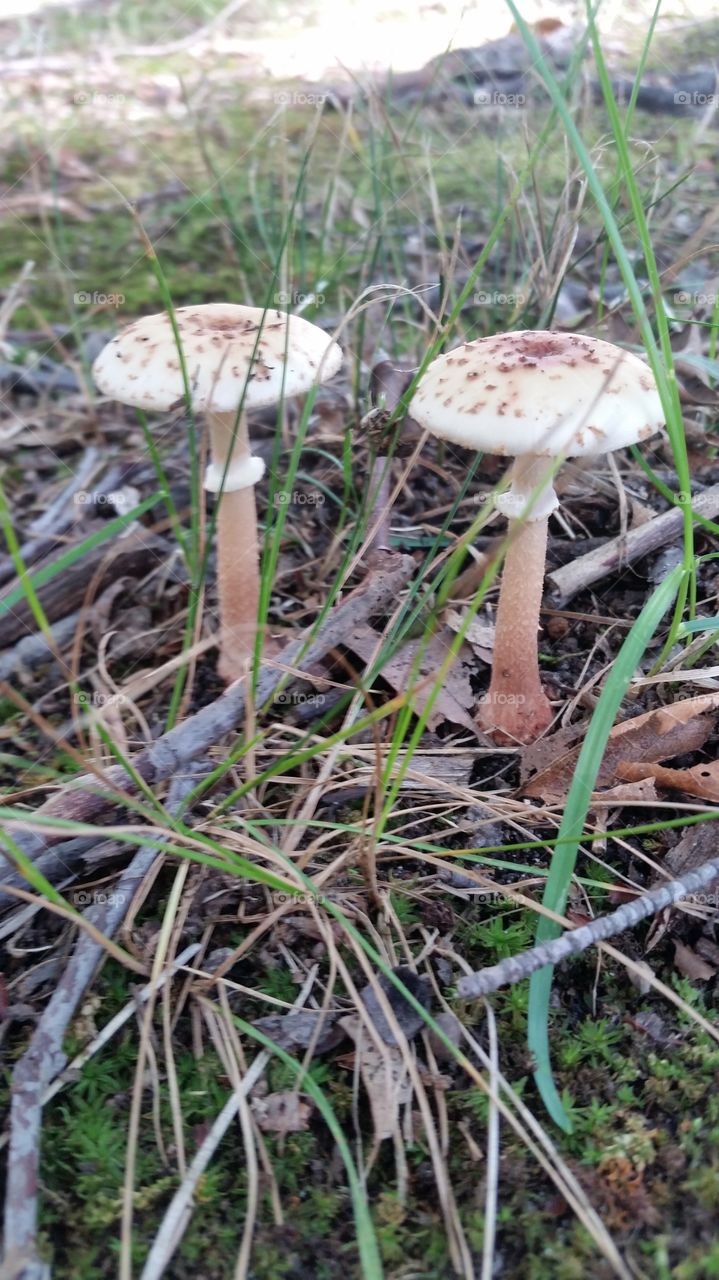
[672,940,717,982]
[444,607,495,663]
[616,758,719,802]
[347,624,480,734]
[252,1011,343,1056]
[359,966,432,1046]
[339,1014,412,1142]
[591,776,659,805]
[644,911,672,953]
[520,720,585,786]
[252,1091,312,1134]
[523,694,719,802]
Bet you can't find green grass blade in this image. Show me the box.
[528,565,685,1129]
[0,492,162,619]
[231,1013,383,1279]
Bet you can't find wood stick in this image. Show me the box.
[0,448,99,588]
[365,360,417,558]
[2,769,203,1277]
[457,838,719,999]
[0,612,81,680]
[1,555,413,864]
[545,485,719,606]
[0,529,169,648]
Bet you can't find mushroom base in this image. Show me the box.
[477,514,553,745]
[476,673,553,746]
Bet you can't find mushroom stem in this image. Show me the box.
[478,455,555,743]
[494,452,559,523]
[207,410,263,683]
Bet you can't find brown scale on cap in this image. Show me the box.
[93,302,342,414]
[410,328,665,459]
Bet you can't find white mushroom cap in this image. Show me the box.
[411,330,664,458]
[92,303,343,413]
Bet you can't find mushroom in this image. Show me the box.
[410,329,665,744]
[92,304,342,683]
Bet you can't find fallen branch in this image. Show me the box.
[0,612,81,681]
[456,849,719,999]
[2,554,413,864]
[0,528,169,648]
[545,484,719,606]
[1,770,205,1278]
[0,945,202,1154]
[0,448,98,588]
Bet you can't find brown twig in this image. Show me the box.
[2,768,205,1279]
[0,448,99,588]
[0,528,169,649]
[457,840,719,999]
[545,484,719,606]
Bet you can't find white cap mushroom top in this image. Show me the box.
[411,329,663,458]
[410,329,665,745]
[92,303,342,414]
[92,303,343,684]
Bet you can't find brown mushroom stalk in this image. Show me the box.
[475,471,544,740]
[478,454,558,741]
[206,409,265,682]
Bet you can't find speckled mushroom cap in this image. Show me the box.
[411,330,664,457]
[92,303,343,413]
